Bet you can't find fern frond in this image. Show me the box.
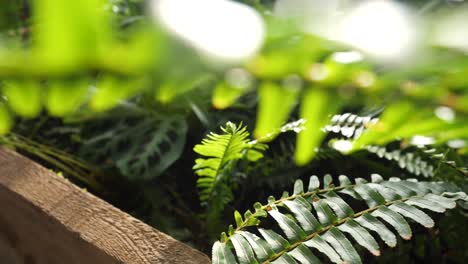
[366,145,435,178]
[195,122,252,200]
[195,120,305,211]
[325,113,379,140]
[194,122,267,221]
[367,145,468,178]
[212,174,467,264]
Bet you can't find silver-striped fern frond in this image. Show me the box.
[212,174,467,264]
[366,145,468,178]
[324,113,379,140]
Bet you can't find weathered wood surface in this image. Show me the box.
[0,148,211,264]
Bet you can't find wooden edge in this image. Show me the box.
[0,148,211,264]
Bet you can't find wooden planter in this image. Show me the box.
[0,148,211,264]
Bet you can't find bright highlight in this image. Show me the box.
[151,0,265,62]
[432,8,468,53]
[339,0,415,60]
[331,139,353,153]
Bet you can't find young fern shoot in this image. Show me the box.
[193,122,267,222]
[193,120,306,223]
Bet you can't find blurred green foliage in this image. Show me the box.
[0,0,467,165]
[0,0,467,262]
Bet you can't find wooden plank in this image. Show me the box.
[0,148,211,264]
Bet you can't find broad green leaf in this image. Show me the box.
[156,72,212,103]
[2,80,42,118]
[91,76,147,111]
[338,220,380,256]
[45,80,89,116]
[33,0,111,70]
[212,80,250,109]
[255,81,299,139]
[0,104,13,134]
[212,241,238,264]
[295,87,340,165]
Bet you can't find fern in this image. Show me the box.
[366,145,436,178]
[366,145,468,178]
[194,120,305,221]
[194,122,267,220]
[212,174,467,264]
[325,113,379,140]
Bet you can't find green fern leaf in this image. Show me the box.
[303,236,342,264]
[324,227,362,264]
[338,219,380,256]
[258,229,290,254]
[212,175,467,264]
[289,244,321,264]
[271,254,297,264]
[193,122,267,222]
[239,231,274,261]
[213,241,237,264]
[194,122,251,201]
[231,233,258,264]
[372,205,412,240]
[354,213,396,247]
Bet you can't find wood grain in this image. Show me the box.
[0,148,211,264]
